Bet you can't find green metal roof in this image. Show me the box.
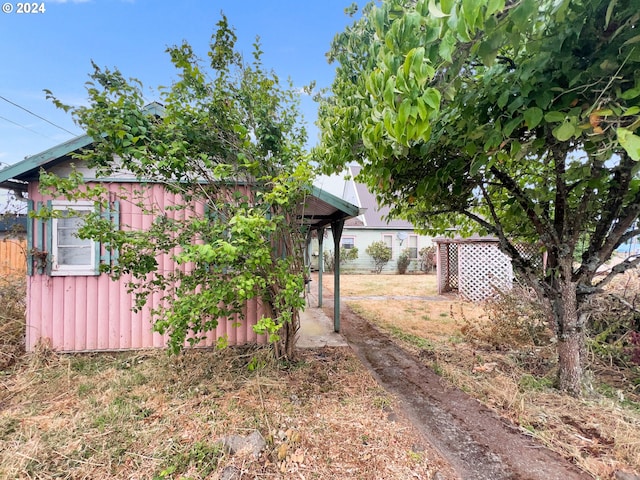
[301,185,360,230]
[0,101,357,226]
[0,133,93,191]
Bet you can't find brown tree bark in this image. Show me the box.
[549,263,584,396]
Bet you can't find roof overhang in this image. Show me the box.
[299,186,360,230]
[0,129,359,228]
[0,133,94,192]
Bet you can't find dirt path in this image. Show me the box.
[325,301,592,480]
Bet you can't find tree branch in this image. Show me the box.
[576,152,638,279]
[593,254,640,291]
[569,155,604,247]
[489,166,558,245]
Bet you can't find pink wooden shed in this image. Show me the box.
[0,123,358,352]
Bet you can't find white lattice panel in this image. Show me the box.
[458,243,513,302]
[437,243,459,294]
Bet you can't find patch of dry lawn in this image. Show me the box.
[320,272,640,479]
[0,346,448,479]
[327,272,438,297]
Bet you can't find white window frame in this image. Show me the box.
[341,236,356,250]
[51,200,98,276]
[382,234,393,258]
[407,235,418,259]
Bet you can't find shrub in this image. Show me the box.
[366,241,392,274]
[418,246,436,272]
[397,249,411,274]
[0,274,26,369]
[323,247,359,273]
[585,270,640,368]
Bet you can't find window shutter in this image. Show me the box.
[98,199,120,272]
[111,200,120,266]
[45,200,52,275]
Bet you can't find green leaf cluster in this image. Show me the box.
[42,16,312,359]
[318,0,640,394]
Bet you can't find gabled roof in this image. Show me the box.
[0,102,167,193]
[348,165,413,229]
[0,101,358,230]
[315,166,415,230]
[0,133,93,192]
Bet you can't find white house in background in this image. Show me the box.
[313,165,433,274]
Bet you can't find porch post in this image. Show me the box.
[305,228,312,294]
[317,227,324,308]
[331,219,345,333]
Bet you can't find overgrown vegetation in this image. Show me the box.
[397,249,411,274]
[418,246,436,273]
[461,283,553,350]
[0,274,26,370]
[326,272,640,478]
[41,17,311,359]
[323,246,359,272]
[585,269,640,370]
[0,346,445,479]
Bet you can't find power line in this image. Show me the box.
[0,114,52,138]
[0,95,78,136]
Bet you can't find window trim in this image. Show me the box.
[382,234,393,258]
[50,200,98,276]
[407,234,418,259]
[341,236,356,250]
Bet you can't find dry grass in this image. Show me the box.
[0,346,448,479]
[330,272,438,297]
[322,272,640,479]
[0,274,26,370]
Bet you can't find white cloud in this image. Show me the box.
[295,86,318,97]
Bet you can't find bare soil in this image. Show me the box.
[322,298,592,480]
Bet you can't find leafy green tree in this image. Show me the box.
[42,17,311,359]
[317,0,640,395]
[366,241,392,273]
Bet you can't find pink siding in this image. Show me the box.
[26,182,265,353]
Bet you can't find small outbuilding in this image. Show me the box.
[435,236,514,302]
[0,124,358,353]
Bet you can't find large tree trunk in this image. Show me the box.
[550,275,584,396]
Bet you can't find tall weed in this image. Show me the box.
[460,283,552,349]
[0,274,26,369]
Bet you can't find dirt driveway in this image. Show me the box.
[325,301,592,480]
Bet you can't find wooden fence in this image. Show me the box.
[0,238,27,276]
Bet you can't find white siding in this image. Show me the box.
[314,228,433,274]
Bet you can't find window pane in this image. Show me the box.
[58,227,91,246]
[58,246,92,265]
[383,235,392,248]
[53,207,95,270]
[341,238,355,249]
[59,215,85,228]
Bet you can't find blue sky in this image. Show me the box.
[0,0,359,169]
